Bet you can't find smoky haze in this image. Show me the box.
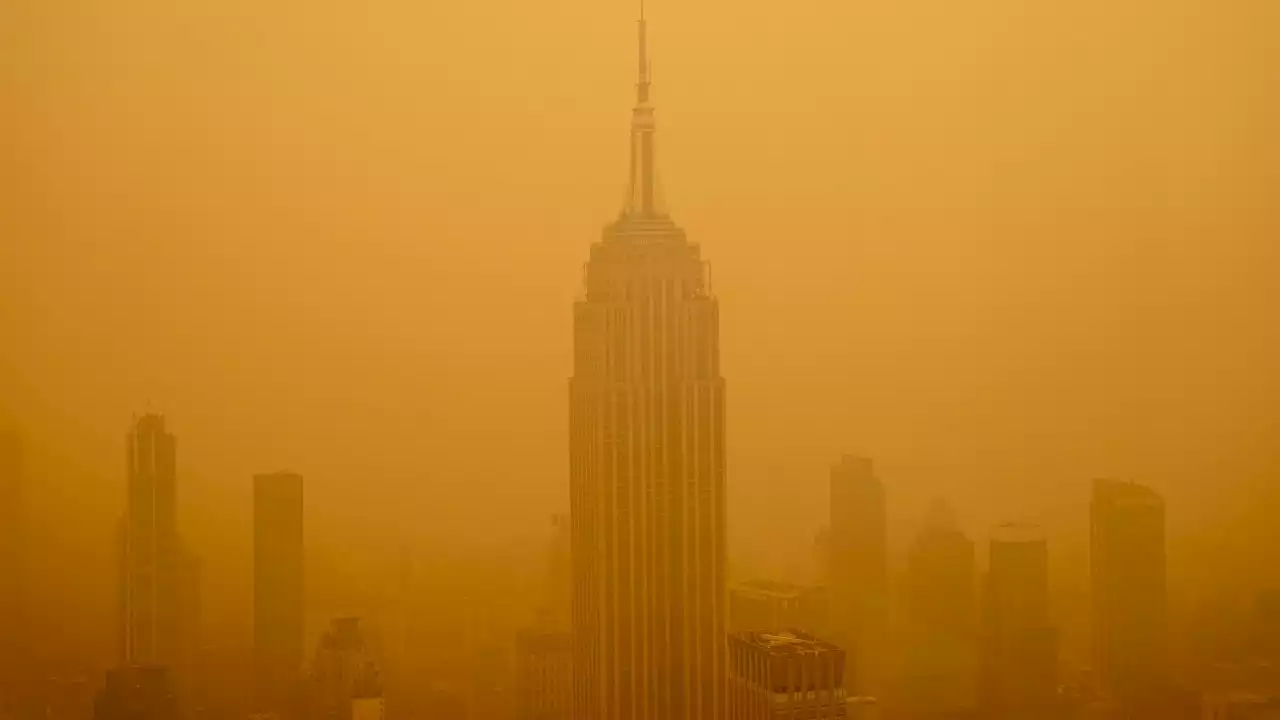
[1,0,1277,710]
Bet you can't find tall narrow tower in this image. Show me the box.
[829,454,888,695]
[1091,479,1167,713]
[569,8,727,719]
[121,413,180,665]
[119,413,199,692]
[254,471,305,715]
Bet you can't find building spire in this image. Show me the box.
[625,0,662,219]
[637,0,650,104]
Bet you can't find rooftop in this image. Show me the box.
[734,629,840,656]
[734,579,820,599]
[991,522,1047,544]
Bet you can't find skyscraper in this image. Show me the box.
[120,413,181,665]
[568,8,727,720]
[1091,478,1167,714]
[119,414,200,697]
[903,501,977,716]
[979,523,1057,720]
[254,472,305,716]
[828,455,887,695]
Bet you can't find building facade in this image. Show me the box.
[309,618,382,720]
[979,523,1057,720]
[829,455,887,695]
[568,11,727,720]
[253,472,305,715]
[120,413,199,684]
[516,629,571,720]
[94,666,179,720]
[1091,478,1168,714]
[728,630,847,720]
[903,501,978,717]
[730,580,828,637]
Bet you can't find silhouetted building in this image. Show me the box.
[253,471,304,716]
[979,523,1057,720]
[1203,691,1274,717]
[0,430,26,716]
[190,645,253,720]
[119,414,200,697]
[569,9,727,720]
[95,666,179,720]
[1092,478,1168,715]
[516,630,570,720]
[309,618,383,720]
[546,514,570,630]
[1203,694,1280,720]
[39,675,96,720]
[829,455,887,695]
[903,501,978,717]
[730,580,828,636]
[728,630,847,719]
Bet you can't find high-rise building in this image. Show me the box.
[828,455,887,695]
[728,630,847,720]
[121,414,184,664]
[730,580,828,636]
[119,414,200,702]
[94,666,179,720]
[0,430,26,715]
[903,500,978,717]
[979,523,1057,720]
[516,629,571,720]
[253,472,305,716]
[568,9,727,720]
[1091,478,1167,713]
[308,618,383,720]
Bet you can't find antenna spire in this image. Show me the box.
[637,0,650,104]
[623,0,663,218]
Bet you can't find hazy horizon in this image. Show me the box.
[2,0,1278,701]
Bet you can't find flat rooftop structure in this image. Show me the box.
[730,629,848,717]
[733,629,841,656]
[735,579,823,599]
[990,522,1047,544]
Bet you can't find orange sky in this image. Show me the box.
[2,0,1278,660]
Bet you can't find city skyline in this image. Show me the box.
[2,2,1279,720]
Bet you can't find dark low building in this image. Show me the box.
[95,666,179,720]
[729,629,847,719]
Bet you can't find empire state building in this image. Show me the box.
[569,10,727,720]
